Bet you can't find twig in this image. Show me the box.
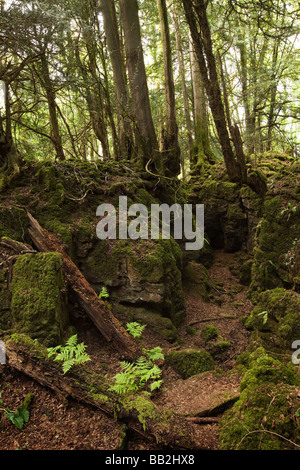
[237,429,300,450]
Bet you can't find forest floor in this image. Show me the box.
[0,249,252,451]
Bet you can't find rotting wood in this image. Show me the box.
[3,213,140,359]
[186,416,220,425]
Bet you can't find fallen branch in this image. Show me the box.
[186,416,220,425]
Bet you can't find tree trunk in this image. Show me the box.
[119,0,163,172]
[170,4,193,176]
[40,53,65,161]
[157,0,181,177]
[182,0,241,183]
[189,35,214,170]
[100,0,134,160]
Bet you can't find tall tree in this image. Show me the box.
[189,34,214,170]
[157,0,180,177]
[100,0,133,160]
[182,0,243,183]
[119,0,163,172]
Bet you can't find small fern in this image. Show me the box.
[47,334,91,374]
[98,286,109,299]
[109,321,164,395]
[126,322,146,338]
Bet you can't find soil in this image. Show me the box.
[0,249,252,451]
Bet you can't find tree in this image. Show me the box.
[157,0,181,177]
[100,0,134,160]
[119,0,163,172]
[182,0,244,183]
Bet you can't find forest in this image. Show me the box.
[0,0,300,454]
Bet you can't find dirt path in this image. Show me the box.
[153,249,252,449]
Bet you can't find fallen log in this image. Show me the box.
[4,212,140,359]
[3,334,210,450]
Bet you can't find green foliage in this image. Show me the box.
[47,334,91,374]
[0,391,33,431]
[109,322,164,395]
[98,286,109,299]
[200,324,219,341]
[126,322,146,339]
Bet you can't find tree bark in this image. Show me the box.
[119,0,163,172]
[170,4,193,176]
[182,0,241,183]
[40,53,65,161]
[157,0,181,177]
[189,35,214,170]
[25,212,140,359]
[100,0,134,160]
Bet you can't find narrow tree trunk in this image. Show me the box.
[100,0,134,160]
[40,53,65,161]
[182,0,241,183]
[119,0,163,172]
[157,0,181,177]
[189,35,214,170]
[170,4,193,176]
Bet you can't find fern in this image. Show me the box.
[126,322,146,338]
[109,342,164,395]
[98,286,109,299]
[47,334,91,374]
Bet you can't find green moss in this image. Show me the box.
[128,307,177,342]
[219,382,300,450]
[245,288,300,354]
[10,252,69,347]
[200,325,219,341]
[220,347,300,450]
[211,341,231,358]
[183,261,212,301]
[165,349,215,379]
[240,354,299,391]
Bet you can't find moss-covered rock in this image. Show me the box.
[245,288,300,354]
[250,193,300,296]
[125,306,178,342]
[0,264,11,330]
[219,348,300,450]
[82,237,185,328]
[165,348,215,379]
[200,324,219,341]
[10,252,69,347]
[182,261,212,302]
[219,382,300,449]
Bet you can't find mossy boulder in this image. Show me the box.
[250,195,300,296]
[219,349,300,450]
[10,252,69,347]
[245,288,300,354]
[165,348,215,379]
[126,307,177,342]
[0,264,11,330]
[219,381,300,449]
[82,238,185,327]
[182,261,212,301]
